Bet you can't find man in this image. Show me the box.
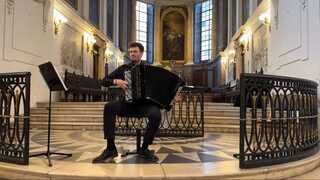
[92,42,180,163]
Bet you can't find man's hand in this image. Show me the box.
[173,94,181,103]
[115,79,129,91]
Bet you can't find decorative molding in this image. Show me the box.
[33,0,51,33]
[43,0,51,32]
[7,0,14,15]
[186,3,194,11]
[272,0,279,30]
[154,3,163,12]
[302,0,307,10]
[161,7,187,17]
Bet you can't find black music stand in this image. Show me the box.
[30,61,72,167]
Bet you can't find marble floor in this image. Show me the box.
[30,130,239,165]
[0,130,319,179]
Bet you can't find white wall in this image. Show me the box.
[0,0,124,108]
[0,0,55,107]
[269,0,320,85]
[222,0,320,98]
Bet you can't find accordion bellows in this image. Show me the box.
[125,65,185,111]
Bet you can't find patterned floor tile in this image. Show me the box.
[29,130,240,164]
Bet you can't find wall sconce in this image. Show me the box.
[105,48,113,61]
[220,52,227,64]
[259,10,271,32]
[85,33,96,52]
[54,9,68,34]
[220,56,228,66]
[239,34,249,52]
[228,50,235,59]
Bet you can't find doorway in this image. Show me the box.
[93,44,100,79]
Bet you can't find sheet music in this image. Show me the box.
[53,64,68,91]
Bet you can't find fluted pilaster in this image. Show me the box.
[212,0,218,58]
[153,3,162,65]
[131,0,137,42]
[185,3,194,65]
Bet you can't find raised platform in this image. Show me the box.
[0,130,319,179]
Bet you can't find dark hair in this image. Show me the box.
[128,42,144,52]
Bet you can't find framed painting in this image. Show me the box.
[160,7,187,64]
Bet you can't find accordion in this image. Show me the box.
[125,65,185,111]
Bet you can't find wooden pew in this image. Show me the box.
[64,70,108,102]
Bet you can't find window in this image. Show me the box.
[136,1,154,62]
[106,0,114,40]
[242,0,249,25]
[89,0,100,28]
[231,0,237,37]
[200,0,212,61]
[65,0,77,10]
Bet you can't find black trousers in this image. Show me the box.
[103,99,161,145]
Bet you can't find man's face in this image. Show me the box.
[128,46,143,64]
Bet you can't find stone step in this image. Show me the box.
[204,124,240,133]
[30,122,103,131]
[30,107,104,115]
[30,102,241,133]
[30,114,103,122]
[36,101,238,110]
[30,107,242,117]
[204,116,239,125]
[31,114,239,124]
[36,101,106,108]
[203,102,238,110]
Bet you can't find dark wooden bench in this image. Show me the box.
[212,83,229,102]
[212,80,240,103]
[64,70,108,102]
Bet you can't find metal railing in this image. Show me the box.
[109,86,204,137]
[236,73,318,169]
[0,72,31,165]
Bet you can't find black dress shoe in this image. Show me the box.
[139,149,159,162]
[92,149,118,163]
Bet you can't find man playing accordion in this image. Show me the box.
[92,42,181,163]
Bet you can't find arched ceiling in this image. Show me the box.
[142,0,207,6]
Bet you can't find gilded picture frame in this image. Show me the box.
[160,7,187,64]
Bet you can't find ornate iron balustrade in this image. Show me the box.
[0,72,31,165]
[237,73,318,169]
[108,86,204,137]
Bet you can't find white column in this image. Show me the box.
[185,3,194,65]
[153,3,162,65]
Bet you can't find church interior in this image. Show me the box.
[0,0,319,179]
